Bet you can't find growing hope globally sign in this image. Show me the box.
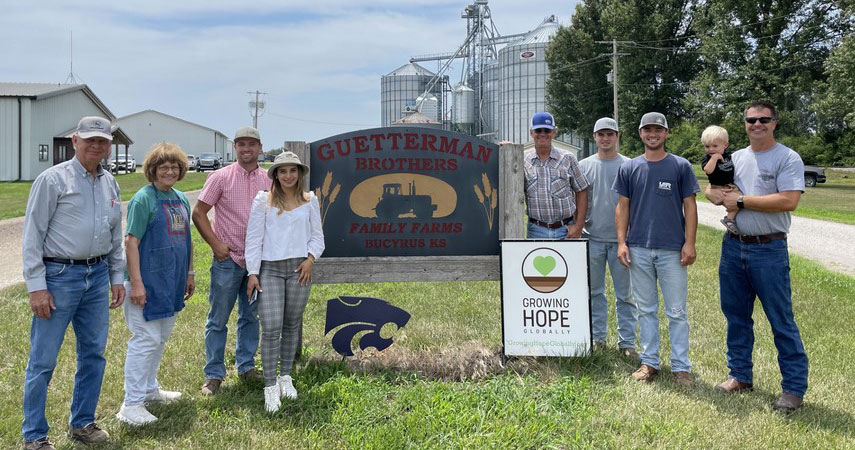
[500,240,591,357]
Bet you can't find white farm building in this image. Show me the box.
[0,83,132,181]
[118,110,231,164]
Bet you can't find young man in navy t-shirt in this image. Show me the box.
[614,112,699,387]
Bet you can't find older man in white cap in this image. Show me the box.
[613,112,699,387]
[192,126,271,395]
[21,116,126,448]
[579,118,638,358]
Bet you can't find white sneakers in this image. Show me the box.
[263,385,281,413]
[278,375,298,400]
[144,388,182,403]
[116,403,158,426]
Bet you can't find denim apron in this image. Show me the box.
[140,184,191,321]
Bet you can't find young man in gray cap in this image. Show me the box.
[579,118,638,358]
[21,116,126,448]
[192,126,271,395]
[613,112,699,387]
[524,111,589,239]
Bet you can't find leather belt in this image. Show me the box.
[727,232,787,244]
[43,255,107,265]
[529,217,573,229]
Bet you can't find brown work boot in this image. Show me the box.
[715,377,753,393]
[772,392,803,413]
[22,437,54,450]
[631,364,658,382]
[67,423,109,444]
[673,371,695,387]
[200,378,222,396]
[238,368,263,383]
[620,347,640,361]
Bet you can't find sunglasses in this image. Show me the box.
[533,128,553,134]
[745,117,775,124]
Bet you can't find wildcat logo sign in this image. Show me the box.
[310,127,499,257]
[500,240,591,357]
[324,296,411,357]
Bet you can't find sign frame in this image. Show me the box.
[500,239,592,358]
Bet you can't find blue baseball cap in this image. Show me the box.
[530,112,556,130]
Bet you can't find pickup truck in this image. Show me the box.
[196,152,222,172]
[109,154,136,174]
[804,165,826,187]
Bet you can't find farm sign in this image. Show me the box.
[310,127,500,257]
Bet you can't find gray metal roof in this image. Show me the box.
[0,82,83,97]
[119,109,228,138]
[0,82,116,120]
[507,16,560,47]
[385,62,435,77]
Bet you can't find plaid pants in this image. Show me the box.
[258,258,311,386]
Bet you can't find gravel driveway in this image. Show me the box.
[697,201,855,277]
[1,192,853,290]
[0,190,201,290]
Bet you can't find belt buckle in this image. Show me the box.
[85,256,100,265]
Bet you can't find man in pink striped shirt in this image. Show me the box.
[192,126,272,395]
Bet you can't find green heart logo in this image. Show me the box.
[532,256,556,276]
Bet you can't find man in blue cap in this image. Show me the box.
[523,112,588,239]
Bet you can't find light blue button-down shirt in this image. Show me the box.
[22,157,124,292]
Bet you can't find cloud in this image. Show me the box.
[0,1,575,143]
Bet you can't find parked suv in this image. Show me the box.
[109,154,136,174]
[197,152,222,172]
[187,154,197,170]
[804,165,827,187]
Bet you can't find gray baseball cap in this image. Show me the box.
[638,112,669,130]
[593,117,619,133]
[234,126,261,142]
[76,116,113,140]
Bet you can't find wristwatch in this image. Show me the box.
[737,195,745,209]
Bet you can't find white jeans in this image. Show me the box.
[122,282,178,405]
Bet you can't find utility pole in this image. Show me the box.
[247,90,267,128]
[596,40,630,151]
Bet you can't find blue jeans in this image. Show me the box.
[22,261,109,442]
[628,247,691,372]
[204,257,259,379]
[719,235,808,396]
[589,240,637,348]
[526,222,569,239]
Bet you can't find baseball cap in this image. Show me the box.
[234,126,261,141]
[530,112,556,130]
[593,117,619,133]
[76,116,113,140]
[638,112,669,130]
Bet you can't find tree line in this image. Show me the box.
[546,0,854,166]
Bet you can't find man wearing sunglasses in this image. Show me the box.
[705,100,808,413]
[523,112,589,239]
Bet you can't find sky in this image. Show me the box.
[1,1,579,148]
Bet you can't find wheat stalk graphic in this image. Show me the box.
[314,171,340,224]
[473,173,497,230]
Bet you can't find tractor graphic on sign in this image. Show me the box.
[373,181,437,219]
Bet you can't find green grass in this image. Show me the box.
[0,170,210,220]
[1,226,853,448]
[694,166,855,225]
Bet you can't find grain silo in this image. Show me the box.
[497,16,559,143]
[452,83,475,134]
[479,61,500,140]
[381,63,445,127]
